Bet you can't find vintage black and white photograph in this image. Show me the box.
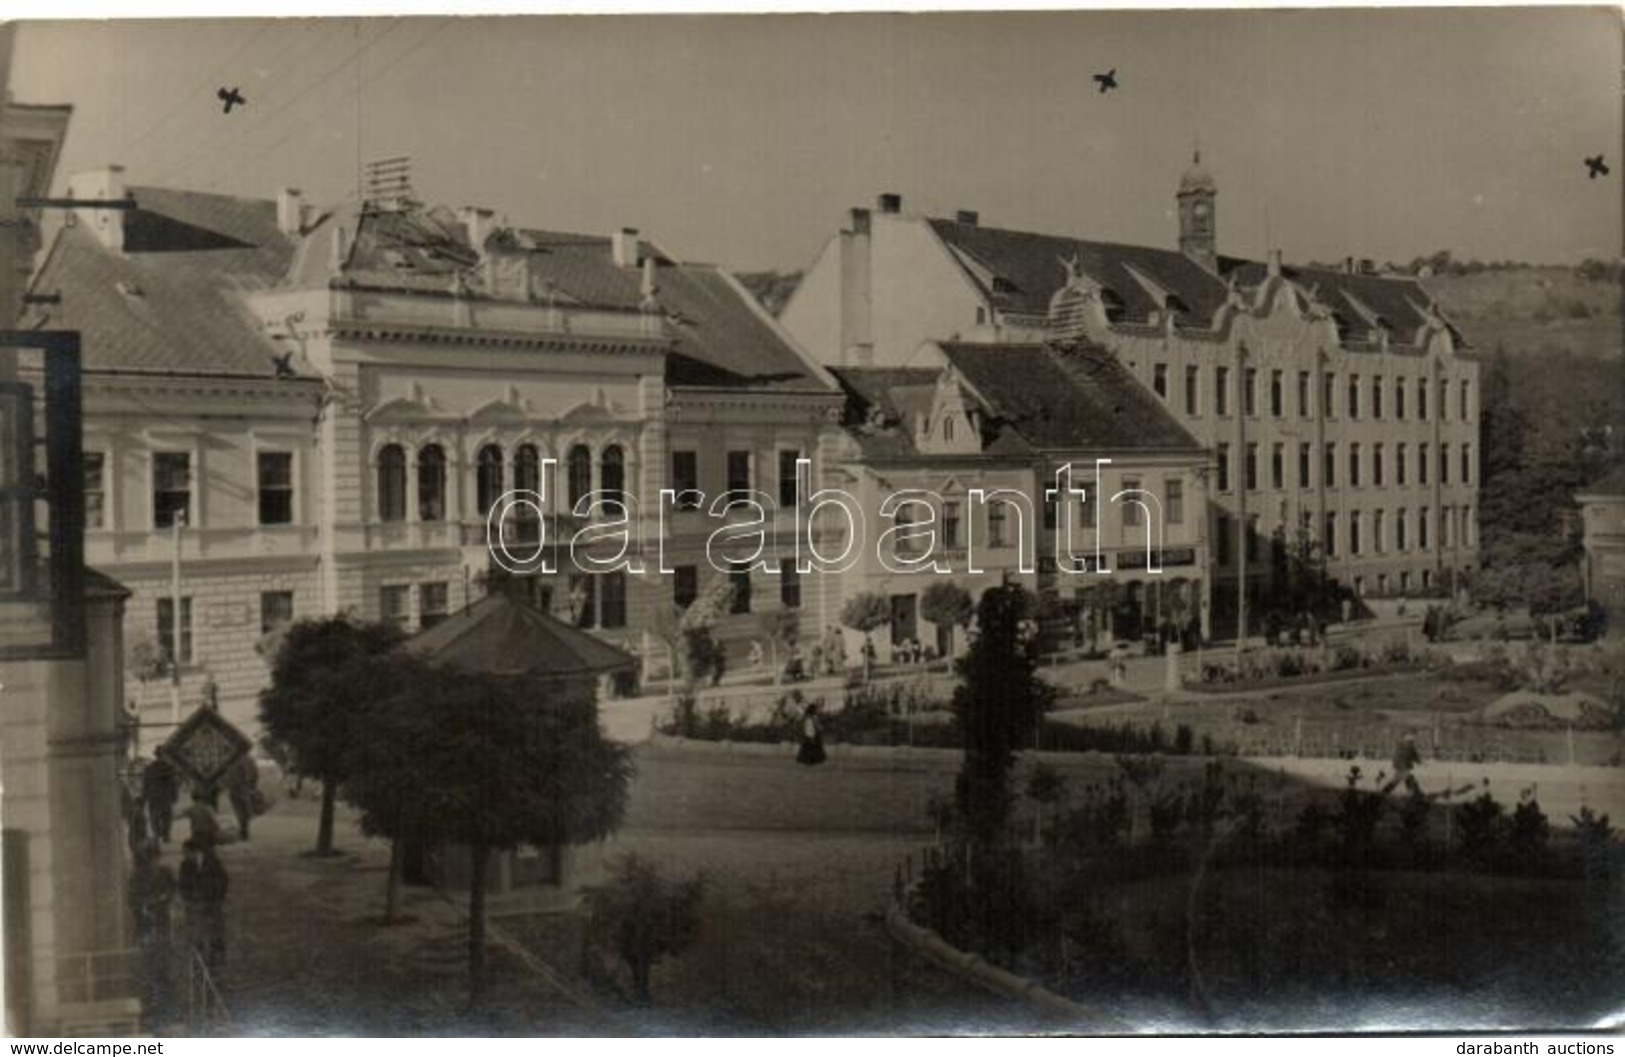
[1,7,1622,1038]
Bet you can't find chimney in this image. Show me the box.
[329,224,350,272]
[1343,256,1357,274]
[955,210,979,227]
[67,166,128,252]
[611,227,640,269]
[461,206,497,251]
[1266,249,1283,278]
[276,188,304,236]
[849,207,871,235]
[877,193,902,215]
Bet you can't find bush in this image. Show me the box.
[1456,791,1505,866]
[1508,793,1550,866]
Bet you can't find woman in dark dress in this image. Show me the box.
[796,703,827,766]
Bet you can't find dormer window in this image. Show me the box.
[991,276,1019,296]
[943,416,955,442]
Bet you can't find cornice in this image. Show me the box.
[328,319,672,358]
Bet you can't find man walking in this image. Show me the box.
[143,752,179,844]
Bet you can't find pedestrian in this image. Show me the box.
[184,790,222,848]
[1385,733,1423,796]
[143,752,180,844]
[128,841,176,1029]
[225,753,260,842]
[179,839,228,975]
[796,702,827,766]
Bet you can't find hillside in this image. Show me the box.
[1420,265,1621,360]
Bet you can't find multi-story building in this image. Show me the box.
[31,168,846,732]
[780,156,1481,633]
[829,338,1211,653]
[2,28,141,1034]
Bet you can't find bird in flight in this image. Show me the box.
[1093,68,1118,93]
[269,351,297,379]
[217,87,246,114]
[1585,154,1609,179]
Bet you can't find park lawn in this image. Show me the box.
[1045,863,1625,1032]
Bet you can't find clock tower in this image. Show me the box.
[1177,149,1218,273]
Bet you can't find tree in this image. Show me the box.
[351,662,633,1009]
[582,854,704,1004]
[759,607,800,683]
[841,591,891,680]
[259,617,403,856]
[921,581,974,656]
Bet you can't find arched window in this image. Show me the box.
[512,444,541,544]
[568,444,592,509]
[943,416,955,442]
[417,444,446,522]
[377,444,406,522]
[476,444,504,516]
[601,445,626,507]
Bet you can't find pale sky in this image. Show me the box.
[11,9,1623,272]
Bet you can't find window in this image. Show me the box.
[1397,509,1409,551]
[511,445,539,541]
[1418,443,1429,486]
[476,444,504,516]
[1166,479,1184,525]
[1395,377,1406,420]
[568,445,592,508]
[376,445,405,523]
[379,585,410,629]
[1217,443,1231,491]
[1270,370,1283,417]
[1153,363,1168,399]
[1297,371,1311,417]
[1417,378,1428,420]
[1461,444,1472,485]
[156,596,194,666]
[1346,374,1359,419]
[1349,443,1361,488]
[1441,506,1452,547]
[778,449,801,508]
[1374,509,1386,553]
[1244,368,1257,417]
[1350,510,1362,555]
[988,502,1007,548]
[1216,515,1231,566]
[260,591,293,636]
[1372,375,1383,419]
[1121,478,1141,528]
[1215,366,1230,416]
[728,564,752,615]
[1397,443,1408,486]
[1324,443,1336,488]
[1323,372,1336,420]
[674,565,698,609]
[780,557,801,608]
[1400,571,1412,593]
[726,450,751,499]
[1324,513,1337,557]
[1438,378,1449,421]
[255,452,295,526]
[1077,482,1096,534]
[942,501,962,549]
[84,452,105,529]
[1271,444,1284,490]
[1419,507,1430,550]
[1299,443,1311,488]
[671,450,699,510]
[1246,516,1259,563]
[1463,505,1474,546]
[417,444,446,521]
[601,445,626,508]
[1460,380,1471,421]
[1184,365,1199,415]
[1245,444,1258,491]
[1373,443,1385,487]
[599,571,627,629]
[1440,444,1450,485]
[943,417,954,442]
[420,583,449,629]
[154,452,192,529]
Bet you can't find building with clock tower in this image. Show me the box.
[1177,150,1218,273]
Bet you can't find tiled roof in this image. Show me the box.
[31,186,296,377]
[928,217,1231,328]
[1225,259,1446,347]
[834,342,1203,459]
[401,591,634,679]
[942,341,1204,453]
